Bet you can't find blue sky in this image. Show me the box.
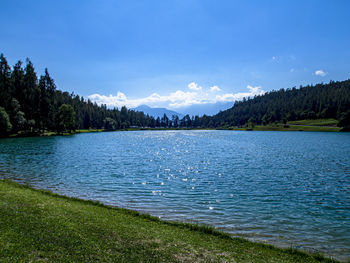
[2,0,350,114]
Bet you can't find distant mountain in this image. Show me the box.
[133,105,184,119]
[133,102,233,119]
[177,102,233,117]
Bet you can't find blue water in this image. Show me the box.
[0,130,349,261]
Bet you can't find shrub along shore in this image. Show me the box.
[0,180,341,263]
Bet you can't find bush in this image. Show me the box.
[57,104,75,132]
[0,107,12,136]
[338,110,350,128]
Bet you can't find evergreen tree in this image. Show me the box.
[161,114,169,127]
[0,54,12,110]
[11,60,25,104]
[23,59,39,128]
[39,69,56,131]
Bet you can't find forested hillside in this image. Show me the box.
[209,80,350,129]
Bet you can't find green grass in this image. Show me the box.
[215,119,342,132]
[254,125,340,132]
[287,119,338,126]
[229,124,341,132]
[126,127,211,131]
[8,129,104,138]
[0,180,342,263]
[76,129,104,133]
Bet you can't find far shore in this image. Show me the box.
[3,123,343,139]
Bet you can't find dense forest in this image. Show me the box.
[1,53,350,137]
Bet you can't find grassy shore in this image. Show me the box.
[0,180,341,263]
[228,118,342,132]
[287,119,338,126]
[233,125,341,132]
[8,128,104,138]
[228,120,341,132]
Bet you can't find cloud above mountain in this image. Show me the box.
[88,83,265,110]
[315,70,327,77]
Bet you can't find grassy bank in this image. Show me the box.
[0,180,341,263]
[247,125,340,132]
[229,126,341,132]
[287,119,338,126]
[75,129,104,133]
[229,123,341,132]
[221,119,342,132]
[8,128,104,138]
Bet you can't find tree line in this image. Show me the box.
[0,53,205,137]
[1,52,350,137]
[208,80,350,129]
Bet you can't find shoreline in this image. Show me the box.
[2,124,344,140]
[0,179,343,262]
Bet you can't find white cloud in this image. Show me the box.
[188,82,202,91]
[89,91,128,106]
[88,83,265,110]
[215,85,265,102]
[210,85,221,92]
[315,70,327,77]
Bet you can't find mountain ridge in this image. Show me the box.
[132,105,184,119]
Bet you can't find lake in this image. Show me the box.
[0,130,349,261]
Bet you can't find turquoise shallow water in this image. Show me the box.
[0,130,349,261]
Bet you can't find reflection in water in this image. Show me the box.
[0,130,350,261]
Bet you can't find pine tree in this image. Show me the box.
[23,59,39,128]
[39,69,56,131]
[0,54,12,110]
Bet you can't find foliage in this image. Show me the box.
[103,117,118,130]
[9,98,25,132]
[0,107,12,136]
[337,110,350,129]
[0,54,12,110]
[57,104,75,132]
